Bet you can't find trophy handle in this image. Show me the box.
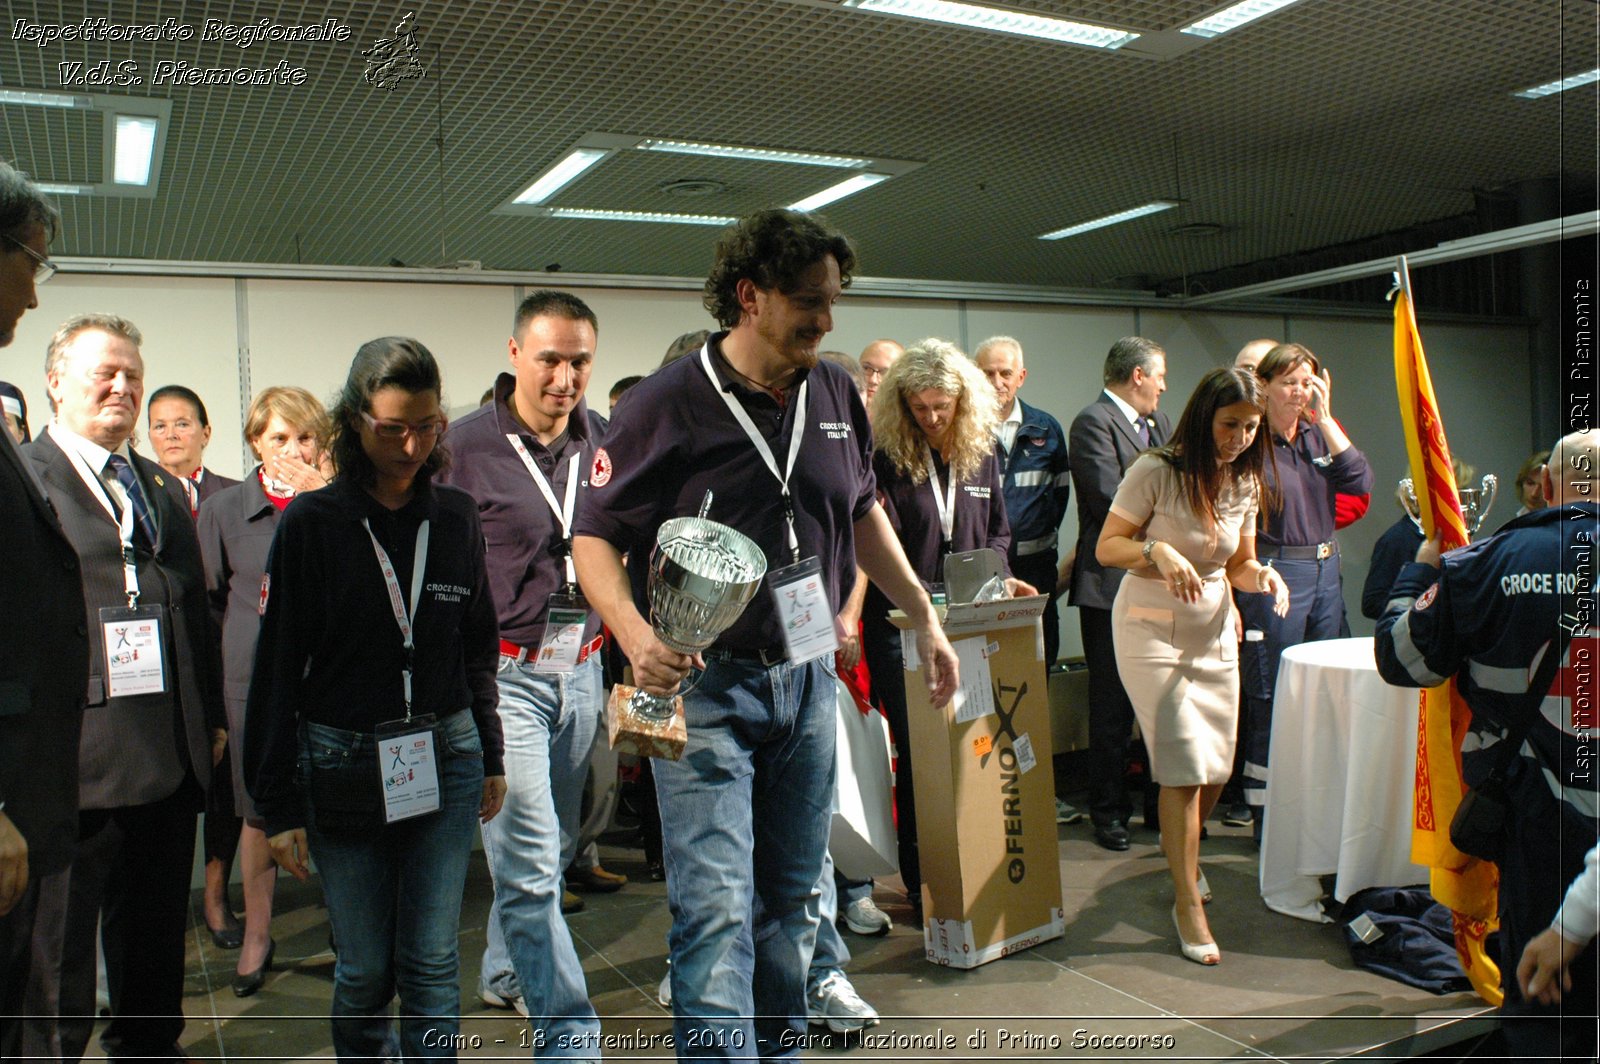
[1398,477,1423,534]
[1477,474,1498,525]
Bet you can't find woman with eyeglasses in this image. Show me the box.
[244,338,505,1058]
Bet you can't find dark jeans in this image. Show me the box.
[305,710,485,1061]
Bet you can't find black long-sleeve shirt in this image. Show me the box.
[244,476,502,837]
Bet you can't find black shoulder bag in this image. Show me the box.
[1448,635,1566,862]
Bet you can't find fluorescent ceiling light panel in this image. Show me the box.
[840,0,1136,49]
[513,147,611,205]
[1514,68,1600,99]
[113,115,159,185]
[547,208,735,226]
[789,173,891,212]
[1181,0,1303,38]
[638,139,872,169]
[35,183,91,195]
[0,89,92,108]
[1038,200,1179,240]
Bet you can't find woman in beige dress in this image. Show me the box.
[1096,367,1289,965]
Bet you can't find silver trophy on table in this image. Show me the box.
[1399,473,1499,537]
[608,492,767,760]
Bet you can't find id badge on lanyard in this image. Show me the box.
[101,501,169,698]
[365,517,443,823]
[101,601,169,698]
[767,556,837,665]
[375,715,441,824]
[507,438,591,673]
[534,592,589,674]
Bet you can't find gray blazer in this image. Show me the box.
[1066,393,1171,611]
[0,428,88,875]
[25,430,222,810]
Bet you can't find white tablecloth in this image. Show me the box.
[1258,637,1431,922]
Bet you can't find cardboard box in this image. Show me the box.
[893,596,1065,968]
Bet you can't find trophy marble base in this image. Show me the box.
[607,684,688,761]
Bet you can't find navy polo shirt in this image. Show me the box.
[1260,419,1374,547]
[866,446,1010,619]
[573,333,876,653]
[437,372,602,650]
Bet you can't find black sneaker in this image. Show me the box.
[1222,803,1254,828]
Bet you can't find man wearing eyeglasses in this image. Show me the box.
[857,338,901,412]
[435,290,608,1050]
[25,312,223,1063]
[0,162,89,1061]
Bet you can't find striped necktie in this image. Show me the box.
[105,454,158,550]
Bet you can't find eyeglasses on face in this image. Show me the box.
[3,233,57,285]
[361,411,446,439]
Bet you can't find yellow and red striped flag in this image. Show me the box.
[1392,256,1501,1004]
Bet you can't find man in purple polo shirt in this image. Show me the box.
[573,209,958,1061]
[437,290,605,1053]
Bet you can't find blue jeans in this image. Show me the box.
[303,709,485,1062]
[807,854,851,990]
[655,653,837,1062]
[479,655,602,1059]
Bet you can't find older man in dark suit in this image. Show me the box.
[0,164,90,1061]
[1067,336,1170,851]
[25,312,223,1063]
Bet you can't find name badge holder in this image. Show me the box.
[699,348,837,665]
[365,518,441,824]
[97,473,169,699]
[507,438,593,674]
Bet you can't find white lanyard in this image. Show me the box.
[60,441,143,605]
[699,345,809,564]
[923,444,956,545]
[363,518,431,718]
[506,435,580,587]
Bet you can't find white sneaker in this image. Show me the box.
[1055,798,1086,824]
[806,970,879,1033]
[656,966,672,1008]
[479,986,530,1018]
[842,897,893,936]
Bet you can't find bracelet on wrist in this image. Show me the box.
[1142,539,1159,565]
[1256,566,1271,592]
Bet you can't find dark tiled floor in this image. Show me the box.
[87,816,1490,1061]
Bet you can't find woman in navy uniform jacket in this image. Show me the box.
[245,338,505,1060]
[863,338,1035,916]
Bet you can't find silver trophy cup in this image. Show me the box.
[1399,473,1499,537]
[616,500,768,733]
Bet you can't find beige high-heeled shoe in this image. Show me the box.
[1171,906,1220,966]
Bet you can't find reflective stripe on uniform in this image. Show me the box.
[1014,533,1057,556]
[1011,470,1050,487]
[1392,610,1447,687]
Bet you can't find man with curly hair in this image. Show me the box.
[574,209,958,1061]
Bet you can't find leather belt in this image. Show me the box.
[708,646,789,667]
[1259,541,1337,561]
[499,633,603,665]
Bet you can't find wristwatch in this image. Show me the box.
[1142,539,1159,564]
